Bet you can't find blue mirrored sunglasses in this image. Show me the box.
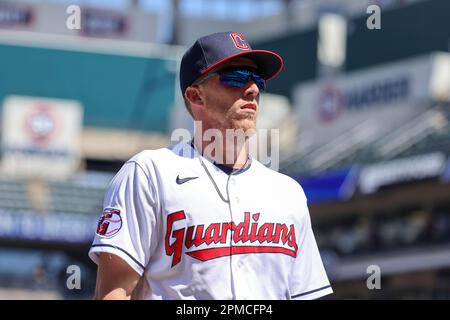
[195,67,266,91]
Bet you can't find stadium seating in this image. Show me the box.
[281,102,450,175]
[0,171,112,215]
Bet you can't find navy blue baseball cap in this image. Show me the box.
[180,31,284,94]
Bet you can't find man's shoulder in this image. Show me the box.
[251,160,307,199]
[254,161,302,189]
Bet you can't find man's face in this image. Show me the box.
[192,57,261,133]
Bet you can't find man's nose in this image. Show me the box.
[244,79,259,99]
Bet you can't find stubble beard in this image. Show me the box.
[225,105,257,135]
[224,116,255,138]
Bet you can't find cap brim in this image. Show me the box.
[200,50,284,81]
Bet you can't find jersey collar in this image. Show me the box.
[189,140,252,175]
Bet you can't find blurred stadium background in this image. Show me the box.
[0,0,449,299]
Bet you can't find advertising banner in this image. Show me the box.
[1,95,83,179]
[0,209,95,243]
[0,1,34,28]
[359,152,447,194]
[293,52,450,151]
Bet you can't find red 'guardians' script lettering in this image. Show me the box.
[165,211,298,267]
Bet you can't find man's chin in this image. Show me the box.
[243,127,257,136]
[229,118,256,132]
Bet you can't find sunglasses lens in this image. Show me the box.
[254,76,266,91]
[219,69,266,91]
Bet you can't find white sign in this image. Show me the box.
[1,95,83,179]
[293,52,450,151]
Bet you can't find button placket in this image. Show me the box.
[227,174,240,298]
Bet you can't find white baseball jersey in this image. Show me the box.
[89,142,332,300]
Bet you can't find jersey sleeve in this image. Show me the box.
[88,160,160,276]
[289,199,333,300]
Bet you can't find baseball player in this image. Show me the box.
[89,32,333,300]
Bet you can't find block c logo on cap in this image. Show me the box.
[230,32,250,50]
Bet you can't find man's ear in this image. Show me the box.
[184,86,204,106]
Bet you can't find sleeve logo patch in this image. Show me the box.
[96,208,122,238]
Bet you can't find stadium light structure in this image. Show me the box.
[317,13,347,77]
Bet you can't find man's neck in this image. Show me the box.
[193,131,249,169]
